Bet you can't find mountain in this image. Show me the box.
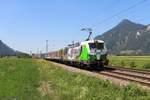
[95,19,150,54]
[0,40,16,56]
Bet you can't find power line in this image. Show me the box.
[135,16,150,23]
[94,16,150,38]
[91,0,147,28]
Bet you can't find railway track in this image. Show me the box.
[95,66,150,87]
[106,66,150,74]
[46,59,150,87]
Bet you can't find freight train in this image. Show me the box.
[46,39,109,67]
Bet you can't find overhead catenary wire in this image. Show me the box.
[135,16,150,23]
[91,0,147,28]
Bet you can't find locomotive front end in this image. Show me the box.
[88,40,109,66]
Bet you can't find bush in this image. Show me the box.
[130,62,136,68]
[143,63,150,69]
[121,61,125,66]
[17,53,31,58]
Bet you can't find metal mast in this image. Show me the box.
[46,40,48,57]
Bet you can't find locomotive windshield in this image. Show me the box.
[89,43,104,50]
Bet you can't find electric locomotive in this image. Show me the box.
[48,39,108,67]
[65,39,108,66]
[47,28,109,67]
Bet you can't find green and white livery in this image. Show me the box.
[66,39,109,66]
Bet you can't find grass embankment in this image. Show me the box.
[109,56,150,69]
[0,58,150,100]
[0,58,40,100]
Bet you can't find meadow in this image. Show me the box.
[108,56,150,69]
[0,58,150,100]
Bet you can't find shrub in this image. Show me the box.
[143,63,150,69]
[17,53,31,58]
[130,62,136,68]
[120,61,125,66]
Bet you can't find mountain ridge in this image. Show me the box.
[0,40,17,56]
[95,19,150,54]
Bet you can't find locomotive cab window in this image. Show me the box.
[89,43,104,50]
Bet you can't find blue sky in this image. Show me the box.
[0,0,150,53]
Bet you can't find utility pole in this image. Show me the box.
[37,48,39,54]
[40,50,42,58]
[30,50,32,56]
[46,40,48,57]
[72,40,75,46]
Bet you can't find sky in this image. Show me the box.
[0,0,150,54]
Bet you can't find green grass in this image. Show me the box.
[108,56,150,69]
[0,58,40,100]
[0,58,150,100]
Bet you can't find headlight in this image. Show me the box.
[96,54,101,60]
